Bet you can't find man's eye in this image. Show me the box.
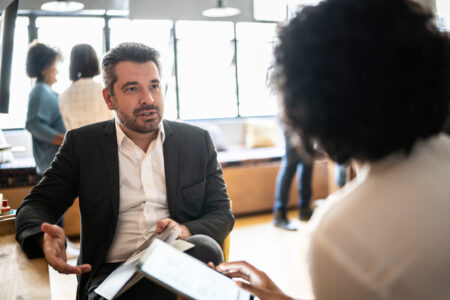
[127,87,138,92]
[151,84,160,89]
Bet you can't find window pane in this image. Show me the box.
[109,19,177,120]
[176,21,237,119]
[236,22,277,117]
[253,0,287,22]
[437,0,450,31]
[37,17,104,94]
[0,17,30,129]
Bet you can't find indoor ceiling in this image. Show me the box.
[0,0,255,21]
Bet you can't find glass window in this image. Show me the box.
[236,22,277,117]
[109,19,177,120]
[437,0,450,31]
[36,17,104,94]
[0,17,30,129]
[253,0,287,22]
[176,21,237,119]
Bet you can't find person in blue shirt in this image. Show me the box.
[25,42,65,176]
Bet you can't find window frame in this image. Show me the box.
[0,11,279,130]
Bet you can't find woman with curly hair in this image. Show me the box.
[215,0,450,299]
[25,42,65,176]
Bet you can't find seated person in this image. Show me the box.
[215,0,450,299]
[16,42,234,300]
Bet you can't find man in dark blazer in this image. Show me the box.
[15,42,234,300]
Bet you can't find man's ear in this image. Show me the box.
[103,88,115,110]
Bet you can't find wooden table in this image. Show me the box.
[0,234,50,300]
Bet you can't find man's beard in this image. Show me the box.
[116,104,162,134]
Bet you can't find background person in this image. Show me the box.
[334,163,347,187]
[215,0,450,299]
[273,132,313,231]
[25,41,65,176]
[59,43,113,130]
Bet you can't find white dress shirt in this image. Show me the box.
[59,77,113,130]
[105,120,169,262]
[308,134,450,300]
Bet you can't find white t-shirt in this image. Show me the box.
[59,77,113,130]
[309,134,450,300]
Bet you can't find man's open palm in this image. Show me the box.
[41,223,91,275]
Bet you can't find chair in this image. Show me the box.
[222,200,232,262]
[223,231,230,262]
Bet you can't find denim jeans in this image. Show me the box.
[335,163,348,187]
[273,139,312,215]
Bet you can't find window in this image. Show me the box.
[0,17,30,129]
[109,19,177,120]
[0,14,282,130]
[253,0,287,22]
[176,21,237,119]
[36,17,104,94]
[437,0,450,31]
[236,22,278,117]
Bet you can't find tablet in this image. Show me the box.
[137,239,252,300]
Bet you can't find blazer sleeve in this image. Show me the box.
[15,131,79,258]
[182,131,234,244]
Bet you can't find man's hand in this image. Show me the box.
[40,223,91,275]
[156,218,191,240]
[213,261,294,300]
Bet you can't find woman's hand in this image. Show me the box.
[213,261,294,300]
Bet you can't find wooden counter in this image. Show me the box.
[0,234,50,300]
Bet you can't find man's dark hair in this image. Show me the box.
[69,44,100,81]
[26,42,61,82]
[273,0,450,163]
[102,42,161,95]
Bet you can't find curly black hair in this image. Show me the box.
[273,0,450,163]
[26,42,61,81]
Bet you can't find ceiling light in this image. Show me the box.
[202,0,241,18]
[41,0,84,12]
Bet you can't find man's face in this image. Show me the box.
[103,61,164,134]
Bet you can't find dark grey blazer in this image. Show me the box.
[15,119,234,300]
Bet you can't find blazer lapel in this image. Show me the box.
[100,120,120,219]
[163,120,179,217]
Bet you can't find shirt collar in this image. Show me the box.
[115,117,165,149]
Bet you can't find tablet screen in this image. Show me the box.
[137,239,252,300]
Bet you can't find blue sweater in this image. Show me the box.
[26,82,66,175]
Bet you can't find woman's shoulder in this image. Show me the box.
[29,82,54,100]
[76,77,103,88]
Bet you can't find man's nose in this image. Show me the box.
[140,91,155,104]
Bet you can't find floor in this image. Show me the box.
[49,210,315,300]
